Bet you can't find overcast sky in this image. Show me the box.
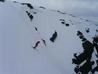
[8,0,98,22]
[9,0,98,15]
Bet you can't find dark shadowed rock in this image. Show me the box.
[91,60,98,74]
[93,36,98,43]
[60,19,65,24]
[33,12,37,14]
[85,28,90,33]
[39,6,46,9]
[66,23,69,26]
[26,11,33,21]
[60,19,65,21]
[33,41,40,49]
[34,27,38,31]
[72,31,96,74]
[96,30,98,32]
[29,15,33,20]
[41,39,46,46]
[50,31,57,42]
[61,21,65,24]
[82,38,87,42]
[57,10,66,14]
[79,35,84,39]
[91,66,98,74]
[74,66,79,73]
[73,31,94,65]
[93,36,98,54]
[78,60,94,74]
[77,31,83,36]
[0,0,5,2]
[21,3,33,9]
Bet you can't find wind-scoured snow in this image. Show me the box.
[0,1,98,74]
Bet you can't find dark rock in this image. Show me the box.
[96,30,98,32]
[66,23,69,26]
[73,37,94,65]
[26,11,33,21]
[82,38,87,42]
[79,35,84,39]
[91,60,98,74]
[41,39,46,46]
[93,36,98,43]
[61,21,65,24]
[57,10,66,14]
[60,19,65,21]
[33,12,37,14]
[60,19,65,24]
[72,30,97,74]
[0,0,5,2]
[50,31,57,42]
[21,3,33,9]
[74,66,79,73]
[86,28,90,33]
[93,36,98,54]
[35,27,38,31]
[29,14,33,20]
[78,60,94,74]
[33,41,40,49]
[39,6,46,9]
[77,31,83,36]
[92,66,98,74]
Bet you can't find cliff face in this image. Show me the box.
[0,1,98,74]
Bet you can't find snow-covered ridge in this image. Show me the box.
[0,1,98,74]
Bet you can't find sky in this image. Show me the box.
[8,0,98,23]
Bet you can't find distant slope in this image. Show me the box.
[0,1,98,74]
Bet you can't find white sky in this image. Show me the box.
[8,0,98,22]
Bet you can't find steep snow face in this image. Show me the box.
[0,1,98,74]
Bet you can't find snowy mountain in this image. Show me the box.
[0,1,98,74]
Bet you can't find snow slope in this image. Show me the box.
[0,1,98,74]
